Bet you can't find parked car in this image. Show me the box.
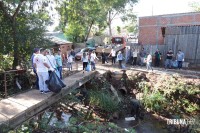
[75,47,96,60]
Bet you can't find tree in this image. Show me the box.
[57,0,107,43]
[0,0,53,69]
[57,0,138,43]
[189,1,200,11]
[117,26,121,34]
[124,21,138,35]
[104,0,138,36]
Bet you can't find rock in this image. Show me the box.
[113,112,120,119]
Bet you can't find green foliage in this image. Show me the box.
[117,26,121,34]
[57,0,138,41]
[136,74,200,115]
[0,54,13,71]
[189,1,200,11]
[0,0,53,69]
[89,90,119,113]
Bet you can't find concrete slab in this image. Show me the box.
[0,71,97,128]
[7,89,51,108]
[0,99,27,119]
[0,114,8,124]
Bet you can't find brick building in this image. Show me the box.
[138,12,200,45]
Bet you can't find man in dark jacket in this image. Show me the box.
[154,49,162,67]
[31,48,40,89]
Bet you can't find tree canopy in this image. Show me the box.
[0,0,53,69]
[0,0,138,70]
[57,0,138,42]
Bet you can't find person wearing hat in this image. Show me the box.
[33,48,52,94]
[31,48,40,89]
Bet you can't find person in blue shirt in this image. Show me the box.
[117,51,123,68]
[31,48,40,89]
[55,50,63,79]
[176,50,185,69]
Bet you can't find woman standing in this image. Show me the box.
[82,52,88,73]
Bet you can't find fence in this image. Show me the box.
[0,70,33,99]
[164,25,200,65]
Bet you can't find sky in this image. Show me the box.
[48,0,200,31]
[133,0,200,17]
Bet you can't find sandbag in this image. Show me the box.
[46,71,66,93]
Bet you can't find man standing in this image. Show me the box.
[139,48,146,66]
[176,50,184,69]
[31,48,40,89]
[45,49,58,76]
[101,49,107,64]
[108,48,116,65]
[55,50,63,79]
[154,49,162,67]
[90,50,99,70]
[70,49,76,59]
[117,51,123,68]
[165,49,173,69]
[146,53,153,71]
[132,49,138,66]
[33,48,52,94]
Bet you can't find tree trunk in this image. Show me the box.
[85,20,94,42]
[12,20,19,69]
[108,11,112,37]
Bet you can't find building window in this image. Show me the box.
[161,27,166,37]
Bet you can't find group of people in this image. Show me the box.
[81,50,99,73]
[31,48,63,93]
[101,48,125,69]
[130,48,185,71]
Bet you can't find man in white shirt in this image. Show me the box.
[109,48,116,65]
[45,49,57,70]
[132,49,138,66]
[67,54,73,71]
[90,50,99,70]
[33,48,52,94]
[146,53,153,71]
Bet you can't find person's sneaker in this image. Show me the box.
[40,91,44,94]
[43,91,50,94]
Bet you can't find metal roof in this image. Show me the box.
[45,31,72,45]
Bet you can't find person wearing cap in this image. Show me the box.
[31,48,40,89]
[33,48,52,94]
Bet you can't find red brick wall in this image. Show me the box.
[139,12,200,45]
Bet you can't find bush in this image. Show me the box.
[0,54,13,71]
[89,90,119,113]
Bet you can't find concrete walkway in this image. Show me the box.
[0,71,97,129]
